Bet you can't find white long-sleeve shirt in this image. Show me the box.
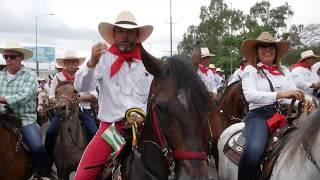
[228,68,243,85]
[49,72,67,99]
[291,66,319,96]
[197,68,217,93]
[74,52,153,123]
[242,64,297,110]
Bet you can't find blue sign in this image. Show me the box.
[26,47,55,63]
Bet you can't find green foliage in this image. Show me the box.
[177,0,298,76]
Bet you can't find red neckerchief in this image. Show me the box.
[259,64,283,76]
[62,69,76,80]
[198,64,209,75]
[108,44,141,78]
[291,61,311,70]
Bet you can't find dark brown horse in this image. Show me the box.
[53,81,88,179]
[107,45,211,180]
[0,106,31,180]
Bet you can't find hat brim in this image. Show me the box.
[56,57,85,69]
[201,54,216,58]
[0,48,33,60]
[98,22,153,45]
[241,39,290,62]
[298,54,320,62]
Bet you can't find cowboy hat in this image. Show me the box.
[0,42,33,60]
[216,68,224,73]
[298,50,320,62]
[98,11,153,45]
[241,32,290,62]
[208,64,216,69]
[56,50,85,69]
[201,47,215,58]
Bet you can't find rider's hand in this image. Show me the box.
[0,96,7,104]
[303,99,315,113]
[276,89,304,101]
[125,114,144,126]
[88,42,108,68]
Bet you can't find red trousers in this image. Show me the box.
[74,121,125,180]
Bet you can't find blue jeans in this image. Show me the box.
[21,123,50,177]
[238,105,276,180]
[45,108,98,162]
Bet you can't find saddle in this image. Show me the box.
[223,125,296,179]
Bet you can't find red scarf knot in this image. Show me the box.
[259,64,283,76]
[62,69,76,81]
[291,61,311,70]
[198,64,209,75]
[108,44,142,78]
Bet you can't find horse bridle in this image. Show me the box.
[136,92,207,180]
[56,94,85,150]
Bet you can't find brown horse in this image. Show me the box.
[53,81,88,179]
[0,106,31,180]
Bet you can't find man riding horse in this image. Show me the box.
[45,50,98,169]
[73,10,153,179]
[0,42,51,179]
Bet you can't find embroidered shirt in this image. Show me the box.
[0,68,37,126]
[74,51,153,123]
[242,64,297,110]
[291,66,319,95]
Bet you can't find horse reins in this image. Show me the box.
[57,94,86,150]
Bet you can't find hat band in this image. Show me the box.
[115,21,137,26]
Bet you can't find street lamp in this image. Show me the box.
[35,13,54,76]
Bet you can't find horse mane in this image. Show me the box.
[163,55,211,123]
[0,105,22,133]
[284,108,320,163]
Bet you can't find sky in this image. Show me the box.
[0,0,319,65]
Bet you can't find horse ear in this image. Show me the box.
[191,40,201,69]
[140,44,163,76]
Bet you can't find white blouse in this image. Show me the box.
[242,64,297,110]
[197,69,217,93]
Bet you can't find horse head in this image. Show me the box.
[137,45,210,179]
[55,80,78,119]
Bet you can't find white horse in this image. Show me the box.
[218,109,320,180]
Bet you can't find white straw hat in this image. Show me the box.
[98,11,153,45]
[56,50,85,69]
[299,50,320,62]
[0,42,33,60]
[201,47,215,58]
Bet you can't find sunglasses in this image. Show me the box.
[257,43,276,49]
[3,54,21,60]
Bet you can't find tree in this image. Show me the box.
[177,0,294,75]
